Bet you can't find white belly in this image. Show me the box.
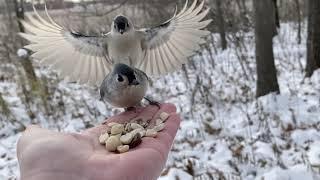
[109,85,147,108]
[108,34,142,66]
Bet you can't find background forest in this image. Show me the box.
[0,0,320,179]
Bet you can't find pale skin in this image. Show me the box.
[17,103,180,180]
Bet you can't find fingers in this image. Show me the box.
[159,111,181,141]
[133,103,180,160]
[18,125,41,151]
[152,103,177,119]
[128,108,180,176]
[139,113,180,154]
[147,103,177,128]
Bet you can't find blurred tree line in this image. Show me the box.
[0,0,319,128]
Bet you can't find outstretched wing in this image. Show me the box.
[19,5,112,85]
[136,0,212,75]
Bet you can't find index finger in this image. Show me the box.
[138,112,181,154]
[131,103,180,155]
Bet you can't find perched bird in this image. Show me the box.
[19,0,212,86]
[100,63,151,109]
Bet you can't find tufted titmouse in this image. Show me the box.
[19,0,212,86]
[100,63,156,109]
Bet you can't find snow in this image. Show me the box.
[308,141,320,167]
[1,22,320,179]
[258,164,315,180]
[291,129,320,146]
[158,168,193,180]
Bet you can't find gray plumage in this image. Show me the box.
[100,63,149,108]
[19,0,212,86]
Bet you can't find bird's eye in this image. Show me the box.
[117,75,124,82]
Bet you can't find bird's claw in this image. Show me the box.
[144,97,161,109]
[125,107,136,112]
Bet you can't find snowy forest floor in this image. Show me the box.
[0,23,320,180]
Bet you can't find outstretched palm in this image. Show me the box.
[17,104,180,180]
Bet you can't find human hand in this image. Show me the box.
[17,104,180,180]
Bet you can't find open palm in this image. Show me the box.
[17,104,180,180]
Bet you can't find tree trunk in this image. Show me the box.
[294,0,302,44]
[306,0,320,77]
[13,0,25,33]
[235,0,250,30]
[254,0,280,97]
[4,0,15,41]
[273,0,280,28]
[0,93,11,118]
[13,0,40,91]
[215,0,227,50]
[272,0,280,37]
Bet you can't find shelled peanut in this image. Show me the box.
[98,112,170,153]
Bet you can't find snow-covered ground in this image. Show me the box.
[1,23,320,180]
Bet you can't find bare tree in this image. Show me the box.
[272,0,280,37]
[13,0,39,90]
[273,0,280,28]
[294,0,302,44]
[235,0,250,30]
[0,92,11,119]
[13,0,25,33]
[306,0,320,77]
[254,0,280,97]
[215,0,227,49]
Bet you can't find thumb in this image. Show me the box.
[17,125,56,159]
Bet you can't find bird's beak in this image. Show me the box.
[130,79,139,85]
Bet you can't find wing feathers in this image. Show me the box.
[138,0,211,75]
[33,5,62,30]
[159,44,175,72]
[177,0,198,20]
[44,4,63,29]
[19,5,111,85]
[176,0,189,17]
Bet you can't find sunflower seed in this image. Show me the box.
[129,133,142,148]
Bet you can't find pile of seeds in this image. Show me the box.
[99,112,170,153]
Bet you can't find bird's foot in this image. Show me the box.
[125,106,136,112]
[144,97,161,109]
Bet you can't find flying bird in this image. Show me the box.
[19,0,212,86]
